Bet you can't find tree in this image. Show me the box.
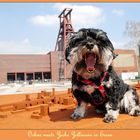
[124,21,140,56]
[124,21,140,73]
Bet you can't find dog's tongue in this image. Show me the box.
[85,53,96,72]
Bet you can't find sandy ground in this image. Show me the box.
[0,104,140,129]
[0,89,139,129]
[0,81,140,129]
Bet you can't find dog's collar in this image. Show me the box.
[77,71,108,98]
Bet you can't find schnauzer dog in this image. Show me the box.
[65,28,140,123]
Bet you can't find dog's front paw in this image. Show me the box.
[70,107,86,120]
[103,115,117,123]
[70,112,84,120]
[129,106,140,116]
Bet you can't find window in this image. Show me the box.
[35,72,42,80]
[26,73,33,80]
[17,73,24,81]
[43,72,51,79]
[7,73,15,81]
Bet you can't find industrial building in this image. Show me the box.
[0,49,138,84]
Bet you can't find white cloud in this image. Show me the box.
[54,3,105,29]
[0,39,45,54]
[30,4,105,28]
[30,14,58,26]
[112,9,125,16]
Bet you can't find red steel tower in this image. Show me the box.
[55,8,74,80]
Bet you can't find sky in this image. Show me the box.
[0,3,140,54]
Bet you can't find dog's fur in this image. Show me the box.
[65,28,140,123]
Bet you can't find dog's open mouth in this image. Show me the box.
[85,52,96,73]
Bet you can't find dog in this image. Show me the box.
[65,28,140,123]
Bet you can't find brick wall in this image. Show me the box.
[50,51,59,82]
[0,54,51,83]
[113,49,138,73]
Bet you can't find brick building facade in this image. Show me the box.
[0,49,138,84]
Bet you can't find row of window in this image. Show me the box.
[7,72,51,81]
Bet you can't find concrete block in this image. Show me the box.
[36,99,48,105]
[41,91,50,97]
[46,92,52,97]
[0,113,8,118]
[25,94,31,101]
[67,88,72,94]
[0,105,13,112]
[54,97,59,104]
[48,102,53,106]
[26,105,40,111]
[32,111,39,114]
[59,97,63,104]
[28,100,38,106]
[31,113,42,119]
[45,97,51,103]
[37,93,42,99]
[63,97,74,105]
[40,104,49,116]
[13,102,27,110]
[11,109,26,114]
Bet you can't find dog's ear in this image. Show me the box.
[65,32,83,64]
[65,34,75,64]
[65,33,76,64]
[66,32,84,49]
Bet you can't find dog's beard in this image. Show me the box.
[68,45,114,79]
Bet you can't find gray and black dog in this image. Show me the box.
[65,28,140,123]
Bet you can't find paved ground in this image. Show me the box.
[0,82,71,95]
[0,80,138,95]
[0,89,140,129]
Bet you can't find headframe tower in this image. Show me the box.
[55,8,74,80]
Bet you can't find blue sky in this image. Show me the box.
[0,3,140,54]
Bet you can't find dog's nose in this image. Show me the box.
[86,43,94,50]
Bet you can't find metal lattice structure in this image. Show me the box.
[55,8,74,80]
